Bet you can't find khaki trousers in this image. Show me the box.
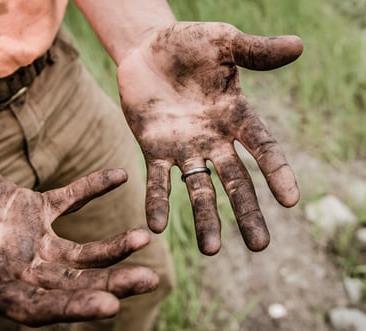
[0,33,174,331]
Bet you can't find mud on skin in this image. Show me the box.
[0,170,159,326]
[118,22,303,255]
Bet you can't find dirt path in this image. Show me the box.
[200,95,366,331]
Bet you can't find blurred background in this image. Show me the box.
[64,1,366,330]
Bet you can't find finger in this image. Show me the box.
[43,168,127,218]
[22,261,159,299]
[181,159,221,255]
[237,110,300,207]
[146,160,171,233]
[0,280,120,327]
[211,147,269,252]
[231,31,303,71]
[40,229,151,268]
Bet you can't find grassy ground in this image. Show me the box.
[64,1,366,330]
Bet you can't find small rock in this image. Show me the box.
[343,277,364,304]
[282,272,308,288]
[346,180,366,209]
[356,228,366,249]
[328,307,366,331]
[305,195,357,236]
[268,303,288,320]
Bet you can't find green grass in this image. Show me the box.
[154,169,203,331]
[169,0,366,161]
[63,4,118,98]
[64,0,366,329]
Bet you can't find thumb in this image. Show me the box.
[232,32,303,71]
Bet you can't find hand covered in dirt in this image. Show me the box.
[0,170,158,326]
[118,22,303,255]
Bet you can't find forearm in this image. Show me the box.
[75,0,176,64]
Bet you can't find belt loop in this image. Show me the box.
[0,87,28,111]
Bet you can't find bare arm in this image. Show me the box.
[74,0,176,63]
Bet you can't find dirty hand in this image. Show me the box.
[0,169,158,326]
[118,22,303,255]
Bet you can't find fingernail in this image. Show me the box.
[240,211,270,252]
[104,168,128,184]
[127,229,151,249]
[133,269,160,294]
[198,234,221,256]
[147,200,169,233]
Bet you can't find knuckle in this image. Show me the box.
[266,163,289,177]
[65,185,77,201]
[254,140,279,160]
[217,22,237,36]
[192,187,214,200]
[237,209,261,221]
[70,243,84,264]
[149,159,171,168]
[192,195,216,215]
[146,197,169,214]
[83,176,94,193]
[226,177,246,193]
[147,182,168,196]
[63,268,82,280]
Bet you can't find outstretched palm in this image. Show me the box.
[0,169,158,326]
[118,22,303,255]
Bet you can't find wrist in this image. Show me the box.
[75,0,177,65]
[114,19,176,64]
